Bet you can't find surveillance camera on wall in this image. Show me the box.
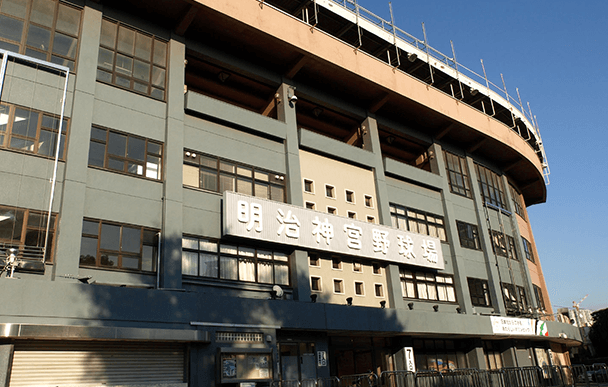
[289,95,298,104]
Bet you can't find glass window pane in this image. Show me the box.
[38,129,56,156]
[117,25,135,55]
[237,177,252,195]
[115,75,130,88]
[100,19,116,48]
[274,252,288,262]
[88,141,105,167]
[0,105,9,132]
[182,236,198,249]
[219,161,234,173]
[0,15,23,43]
[121,226,140,253]
[127,161,143,175]
[97,69,112,83]
[254,182,269,199]
[220,256,237,280]
[150,88,164,100]
[79,236,98,266]
[141,246,154,271]
[182,164,199,187]
[100,223,120,250]
[258,260,272,284]
[115,53,133,76]
[238,246,255,257]
[146,156,160,179]
[220,244,237,255]
[199,239,217,252]
[270,185,284,202]
[26,24,51,52]
[133,81,147,94]
[122,255,139,270]
[10,137,35,152]
[107,132,126,156]
[126,136,145,161]
[52,32,77,59]
[201,169,218,191]
[238,257,255,282]
[219,173,234,192]
[108,157,124,171]
[90,127,106,141]
[182,250,198,276]
[275,263,289,285]
[148,142,161,155]
[199,154,216,168]
[0,0,26,18]
[12,108,37,138]
[30,0,54,27]
[82,220,98,235]
[100,253,117,267]
[153,39,166,67]
[55,4,80,36]
[134,32,151,60]
[133,59,150,81]
[200,253,218,277]
[24,47,46,60]
[97,46,114,70]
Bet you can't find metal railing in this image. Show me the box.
[272,364,608,387]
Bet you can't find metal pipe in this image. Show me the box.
[501,73,517,129]
[480,59,495,116]
[450,40,464,100]
[422,22,434,85]
[156,231,161,289]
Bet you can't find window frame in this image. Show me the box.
[345,189,355,204]
[0,0,82,71]
[347,211,357,219]
[364,195,374,208]
[522,237,535,263]
[0,204,57,263]
[533,284,546,311]
[444,150,472,198]
[366,216,375,224]
[79,218,158,272]
[354,281,365,296]
[310,276,322,292]
[88,125,163,180]
[390,203,447,242]
[97,17,167,100]
[333,278,344,294]
[181,236,291,286]
[400,268,457,303]
[305,201,315,210]
[325,184,335,199]
[374,283,384,298]
[183,150,286,202]
[467,277,492,307]
[303,178,314,193]
[475,163,506,209]
[456,221,481,250]
[509,183,526,219]
[0,102,69,159]
[327,206,337,215]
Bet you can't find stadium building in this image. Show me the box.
[0,0,582,385]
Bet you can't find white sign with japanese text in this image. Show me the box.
[490,316,535,335]
[223,192,444,270]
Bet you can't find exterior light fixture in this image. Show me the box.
[433,305,439,312]
[408,302,414,310]
[310,294,317,303]
[407,53,417,62]
[380,301,386,309]
[346,297,353,306]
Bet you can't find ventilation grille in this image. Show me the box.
[216,332,263,343]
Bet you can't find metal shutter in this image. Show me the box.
[9,341,186,387]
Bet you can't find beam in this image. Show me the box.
[434,123,455,140]
[344,127,361,145]
[175,5,199,36]
[466,138,487,154]
[368,93,389,114]
[503,158,523,172]
[284,55,307,79]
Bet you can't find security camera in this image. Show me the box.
[289,94,298,104]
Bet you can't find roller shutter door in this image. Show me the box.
[9,341,186,387]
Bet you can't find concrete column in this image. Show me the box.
[0,344,13,387]
[466,339,486,369]
[361,116,403,310]
[466,157,506,315]
[52,5,102,280]
[276,82,309,301]
[159,35,186,289]
[431,143,474,314]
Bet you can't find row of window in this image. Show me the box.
[468,277,546,312]
[304,201,375,222]
[390,203,447,242]
[0,204,56,262]
[310,276,385,298]
[303,178,374,207]
[182,236,290,286]
[400,269,457,303]
[309,255,383,274]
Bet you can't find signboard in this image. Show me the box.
[317,351,327,367]
[404,347,416,372]
[220,353,271,383]
[491,316,552,336]
[223,192,444,270]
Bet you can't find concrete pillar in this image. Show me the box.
[0,344,13,387]
[52,5,102,279]
[159,35,186,289]
[466,339,487,369]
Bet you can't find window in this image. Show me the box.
[390,203,447,242]
[354,281,364,296]
[88,126,162,180]
[304,179,314,193]
[333,279,344,294]
[183,151,286,202]
[501,283,519,312]
[372,264,382,275]
[325,184,335,198]
[327,206,337,215]
[0,0,82,71]
[483,341,503,370]
[509,184,526,219]
[364,195,373,208]
[0,205,57,262]
[507,236,519,260]
[467,277,492,307]
[517,286,529,312]
[309,255,320,267]
[311,276,321,291]
[522,237,534,263]
[475,164,506,209]
[79,219,157,272]
[332,259,341,270]
[97,18,167,100]
[374,284,384,297]
[0,103,68,159]
[181,237,290,285]
[347,211,356,219]
[400,269,457,303]
[413,339,469,371]
[489,230,508,257]
[366,216,375,224]
[353,261,361,272]
[345,190,354,203]
[305,202,315,210]
[444,151,471,198]
[456,221,481,250]
[533,284,545,311]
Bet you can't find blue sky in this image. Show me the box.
[358,0,608,312]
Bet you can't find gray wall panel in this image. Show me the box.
[385,176,443,213]
[182,189,222,238]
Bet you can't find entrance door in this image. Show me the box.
[280,342,317,381]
